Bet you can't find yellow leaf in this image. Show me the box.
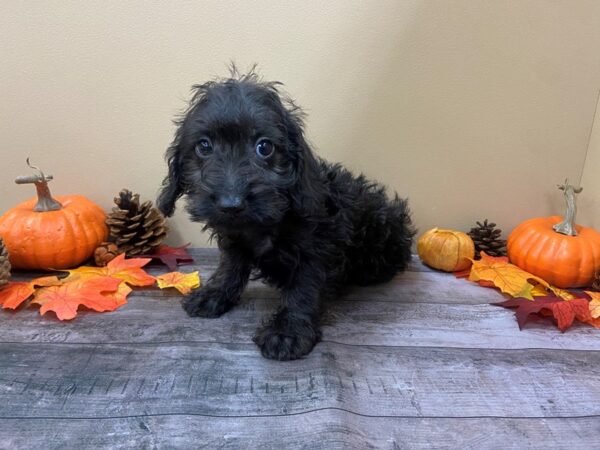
[547,286,576,300]
[468,253,552,300]
[586,291,600,318]
[530,284,549,297]
[156,271,201,295]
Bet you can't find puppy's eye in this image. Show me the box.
[195,138,213,158]
[255,139,274,159]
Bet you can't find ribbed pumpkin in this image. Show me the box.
[507,180,600,288]
[0,161,108,270]
[417,228,475,272]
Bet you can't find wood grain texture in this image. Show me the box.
[1,295,599,351]
[2,251,600,449]
[2,342,600,418]
[2,415,599,450]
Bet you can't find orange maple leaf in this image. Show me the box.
[0,276,63,309]
[65,253,155,286]
[0,282,34,309]
[103,281,132,307]
[156,271,201,295]
[31,276,123,320]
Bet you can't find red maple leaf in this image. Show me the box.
[494,296,593,332]
[138,244,194,271]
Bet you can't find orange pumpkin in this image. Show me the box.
[0,161,108,270]
[507,180,600,288]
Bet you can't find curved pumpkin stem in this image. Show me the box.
[553,178,582,236]
[14,158,63,212]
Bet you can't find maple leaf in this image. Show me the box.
[0,276,63,309]
[31,276,123,320]
[467,252,573,300]
[495,296,593,332]
[0,282,34,309]
[587,291,600,319]
[469,253,544,299]
[103,281,132,308]
[138,244,194,271]
[156,271,201,295]
[65,253,155,286]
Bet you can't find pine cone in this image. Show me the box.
[106,189,167,256]
[593,272,600,291]
[468,219,507,258]
[94,242,121,266]
[0,238,11,287]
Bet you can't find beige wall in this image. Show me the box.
[580,92,600,229]
[1,0,599,247]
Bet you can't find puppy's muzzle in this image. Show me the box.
[217,194,246,214]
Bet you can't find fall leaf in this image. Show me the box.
[31,276,123,320]
[0,276,63,309]
[495,296,593,332]
[65,253,155,286]
[587,291,600,318]
[138,244,194,271]
[103,281,132,307]
[467,252,573,300]
[0,282,34,310]
[469,253,545,299]
[156,271,201,295]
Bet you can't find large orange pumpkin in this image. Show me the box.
[0,161,108,270]
[507,180,600,288]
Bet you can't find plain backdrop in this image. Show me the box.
[1,0,599,247]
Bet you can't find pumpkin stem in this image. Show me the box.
[14,158,63,212]
[553,178,582,236]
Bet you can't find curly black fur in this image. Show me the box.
[158,68,415,360]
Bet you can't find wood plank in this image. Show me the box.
[1,294,598,351]
[1,342,600,418]
[11,254,453,305]
[125,269,503,306]
[1,414,599,450]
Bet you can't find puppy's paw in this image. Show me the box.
[182,286,234,318]
[253,314,321,361]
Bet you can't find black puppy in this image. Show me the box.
[158,70,415,360]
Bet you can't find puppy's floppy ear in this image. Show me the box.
[157,142,184,217]
[284,104,326,217]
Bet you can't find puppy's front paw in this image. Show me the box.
[253,314,321,361]
[182,286,234,318]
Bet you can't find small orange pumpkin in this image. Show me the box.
[0,160,108,270]
[417,228,475,272]
[507,180,600,288]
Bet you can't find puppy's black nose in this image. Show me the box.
[217,195,245,213]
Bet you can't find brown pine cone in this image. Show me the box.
[468,219,507,258]
[593,272,600,291]
[0,237,11,287]
[94,242,121,266]
[106,189,168,256]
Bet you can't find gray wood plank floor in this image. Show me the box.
[1,248,599,449]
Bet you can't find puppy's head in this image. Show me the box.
[157,69,323,231]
